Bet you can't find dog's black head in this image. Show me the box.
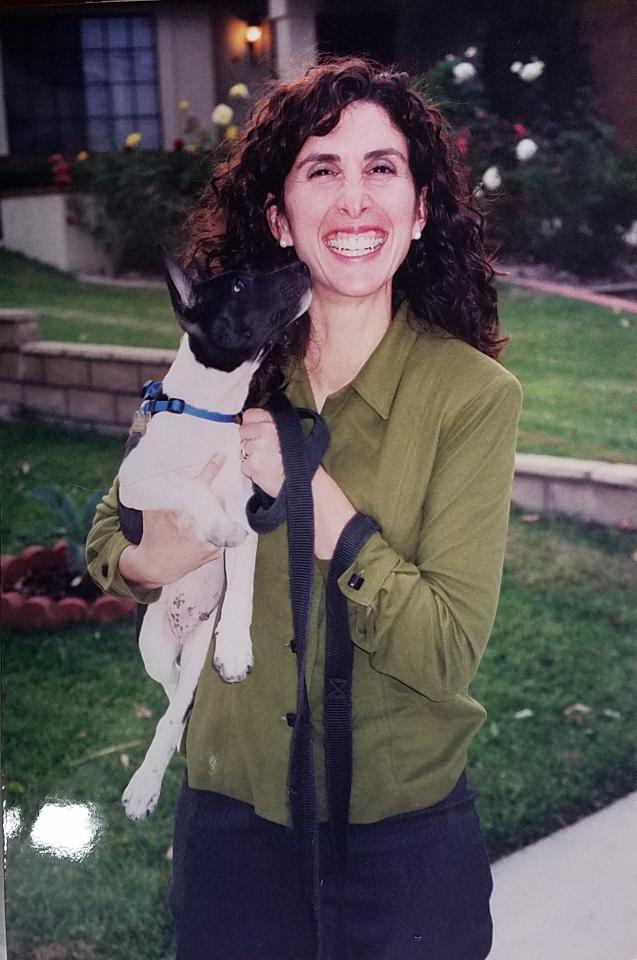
[161,249,312,372]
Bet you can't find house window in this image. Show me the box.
[81,16,161,151]
[0,13,162,156]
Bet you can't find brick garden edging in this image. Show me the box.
[1,541,136,630]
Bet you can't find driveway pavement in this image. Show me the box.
[487,791,637,960]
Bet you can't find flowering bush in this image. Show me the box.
[418,49,637,277]
[67,84,252,274]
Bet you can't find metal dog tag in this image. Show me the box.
[130,409,151,436]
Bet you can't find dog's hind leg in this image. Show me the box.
[122,616,214,820]
[137,599,181,701]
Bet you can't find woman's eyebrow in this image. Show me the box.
[296,148,407,169]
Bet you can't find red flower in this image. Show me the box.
[456,127,470,156]
[512,122,527,138]
[173,137,185,151]
[48,153,72,187]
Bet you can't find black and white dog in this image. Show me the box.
[118,252,311,820]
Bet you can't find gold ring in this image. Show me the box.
[240,439,250,461]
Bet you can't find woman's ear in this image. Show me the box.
[265,195,293,248]
[415,186,428,236]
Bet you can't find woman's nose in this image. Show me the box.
[337,178,371,218]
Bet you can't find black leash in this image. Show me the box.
[247,391,379,955]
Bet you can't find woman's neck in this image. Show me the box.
[304,287,393,411]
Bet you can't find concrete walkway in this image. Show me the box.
[487,791,637,960]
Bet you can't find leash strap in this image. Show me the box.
[247,391,380,954]
[247,392,328,937]
[325,514,379,883]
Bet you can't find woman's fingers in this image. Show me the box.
[239,409,284,497]
[196,453,226,485]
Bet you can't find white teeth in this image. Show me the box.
[325,233,385,256]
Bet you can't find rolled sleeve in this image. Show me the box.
[86,477,162,605]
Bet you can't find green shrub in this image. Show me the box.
[70,149,210,275]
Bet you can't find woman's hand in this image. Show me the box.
[239,408,285,498]
[118,454,226,590]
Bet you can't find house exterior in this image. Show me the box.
[0,0,635,161]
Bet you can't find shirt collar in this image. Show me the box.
[349,300,418,420]
[286,300,418,420]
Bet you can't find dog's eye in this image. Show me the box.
[232,278,246,294]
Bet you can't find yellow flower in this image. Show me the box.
[229,83,249,99]
[185,142,198,153]
[76,150,89,161]
[179,99,190,111]
[125,132,142,148]
[211,103,233,126]
[225,125,238,140]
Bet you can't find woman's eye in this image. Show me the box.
[368,163,396,175]
[232,278,246,294]
[308,166,336,179]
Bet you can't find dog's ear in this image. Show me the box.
[160,246,197,317]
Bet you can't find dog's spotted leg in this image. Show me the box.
[122,615,214,820]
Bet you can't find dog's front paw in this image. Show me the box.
[122,769,162,821]
[213,629,253,683]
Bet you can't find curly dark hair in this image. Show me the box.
[181,57,507,403]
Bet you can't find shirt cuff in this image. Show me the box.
[336,530,398,610]
[89,532,162,605]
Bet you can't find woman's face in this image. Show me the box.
[268,101,427,305]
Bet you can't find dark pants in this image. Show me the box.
[170,771,494,960]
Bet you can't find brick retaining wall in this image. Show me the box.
[0,310,174,435]
[1,310,635,529]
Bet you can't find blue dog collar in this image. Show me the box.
[139,380,239,424]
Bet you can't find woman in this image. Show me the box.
[87,58,522,960]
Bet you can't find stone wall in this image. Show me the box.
[0,310,174,435]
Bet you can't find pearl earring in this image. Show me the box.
[279,238,288,248]
[413,228,422,240]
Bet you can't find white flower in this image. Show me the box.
[623,220,637,247]
[229,82,249,99]
[482,166,502,190]
[211,103,233,125]
[510,61,522,74]
[464,46,478,58]
[540,217,563,237]
[514,708,534,720]
[519,60,545,81]
[619,318,631,328]
[453,61,477,82]
[516,137,538,161]
[445,53,455,62]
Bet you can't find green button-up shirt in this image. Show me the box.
[87,303,522,825]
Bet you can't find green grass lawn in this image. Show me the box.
[1,248,636,462]
[2,417,636,958]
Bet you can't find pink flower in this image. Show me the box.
[173,138,185,151]
[512,122,527,138]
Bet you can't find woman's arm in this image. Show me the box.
[334,372,523,702]
[86,457,225,599]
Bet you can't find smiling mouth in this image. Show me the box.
[324,231,387,257]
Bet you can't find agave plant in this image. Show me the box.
[28,484,104,577]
